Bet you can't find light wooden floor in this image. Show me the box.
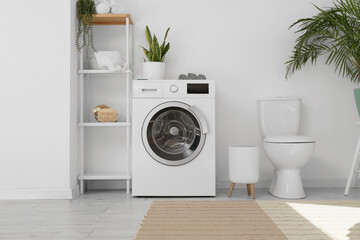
[0,188,360,239]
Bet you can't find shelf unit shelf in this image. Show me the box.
[78,14,133,194]
[79,122,131,127]
[78,69,132,74]
[92,14,133,25]
[79,172,131,180]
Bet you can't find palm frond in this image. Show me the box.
[286,0,360,83]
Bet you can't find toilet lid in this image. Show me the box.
[264,135,315,143]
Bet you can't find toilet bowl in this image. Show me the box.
[263,136,315,199]
[257,98,315,199]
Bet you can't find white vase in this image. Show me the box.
[143,62,165,80]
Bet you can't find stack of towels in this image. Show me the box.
[95,0,124,14]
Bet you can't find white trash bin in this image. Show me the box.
[228,146,259,199]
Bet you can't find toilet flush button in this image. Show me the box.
[170,84,178,93]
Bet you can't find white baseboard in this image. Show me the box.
[87,178,349,191]
[216,178,348,189]
[0,178,347,199]
[0,187,74,200]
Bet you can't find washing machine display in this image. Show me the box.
[142,101,206,166]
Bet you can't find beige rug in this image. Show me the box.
[135,200,360,240]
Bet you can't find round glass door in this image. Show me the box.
[142,102,206,166]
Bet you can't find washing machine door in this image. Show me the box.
[142,101,208,166]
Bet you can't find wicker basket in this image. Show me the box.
[93,105,118,122]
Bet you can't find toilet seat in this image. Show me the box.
[264,136,315,143]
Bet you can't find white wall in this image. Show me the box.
[99,0,357,188]
[0,1,77,199]
[1,0,358,198]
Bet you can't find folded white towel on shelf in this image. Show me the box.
[96,0,110,14]
[94,51,123,71]
[111,4,125,14]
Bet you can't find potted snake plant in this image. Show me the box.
[140,26,170,80]
[285,0,360,116]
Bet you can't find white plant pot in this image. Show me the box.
[143,62,165,80]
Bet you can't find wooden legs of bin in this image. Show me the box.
[228,183,235,197]
[228,183,256,199]
[249,184,256,199]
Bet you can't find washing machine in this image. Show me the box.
[132,80,216,196]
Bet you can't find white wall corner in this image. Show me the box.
[71,184,80,199]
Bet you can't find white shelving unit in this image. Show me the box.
[78,14,133,194]
[78,70,132,74]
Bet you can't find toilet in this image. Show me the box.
[257,98,315,199]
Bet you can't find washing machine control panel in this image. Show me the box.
[133,80,214,98]
[164,81,214,98]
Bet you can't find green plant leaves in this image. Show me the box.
[160,27,170,54]
[140,26,170,62]
[140,46,150,61]
[76,0,96,55]
[145,26,152,48]
[286,0,360,83]
[161,43,170,61]
[163,27,170,42]
[152,35,161,61]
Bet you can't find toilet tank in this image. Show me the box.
[257,98,301,138]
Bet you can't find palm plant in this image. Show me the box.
[286,0,360,83]
[140,26,170,62]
